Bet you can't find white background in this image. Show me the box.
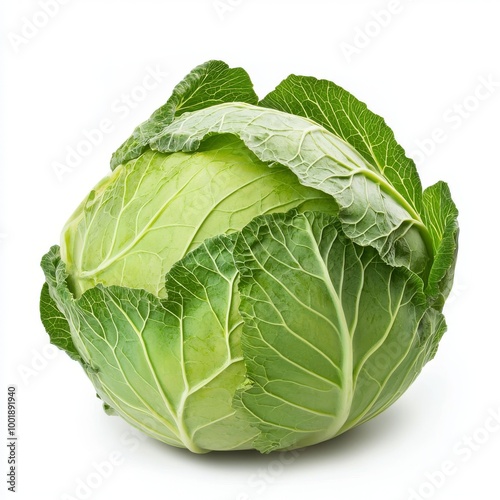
[1,1,499,499]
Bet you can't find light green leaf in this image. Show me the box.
[41,240,258,453]
[151,102,432,275]
[232,210,434,452]
[62,136,333,298]
[111,60,258,169]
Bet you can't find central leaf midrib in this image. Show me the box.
[303,217,353,435]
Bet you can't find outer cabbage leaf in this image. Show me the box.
[259,74,459,302]
[111,60,258,169]
[259,74,424,215]
[232,210,441,453]
[41,239,258,453]
[40,281,81,362]
[150,102,431,275]
[422,181,459,305]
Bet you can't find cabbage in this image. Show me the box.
[40,61,458,453]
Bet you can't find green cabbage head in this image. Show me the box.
[40,61,459,453]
